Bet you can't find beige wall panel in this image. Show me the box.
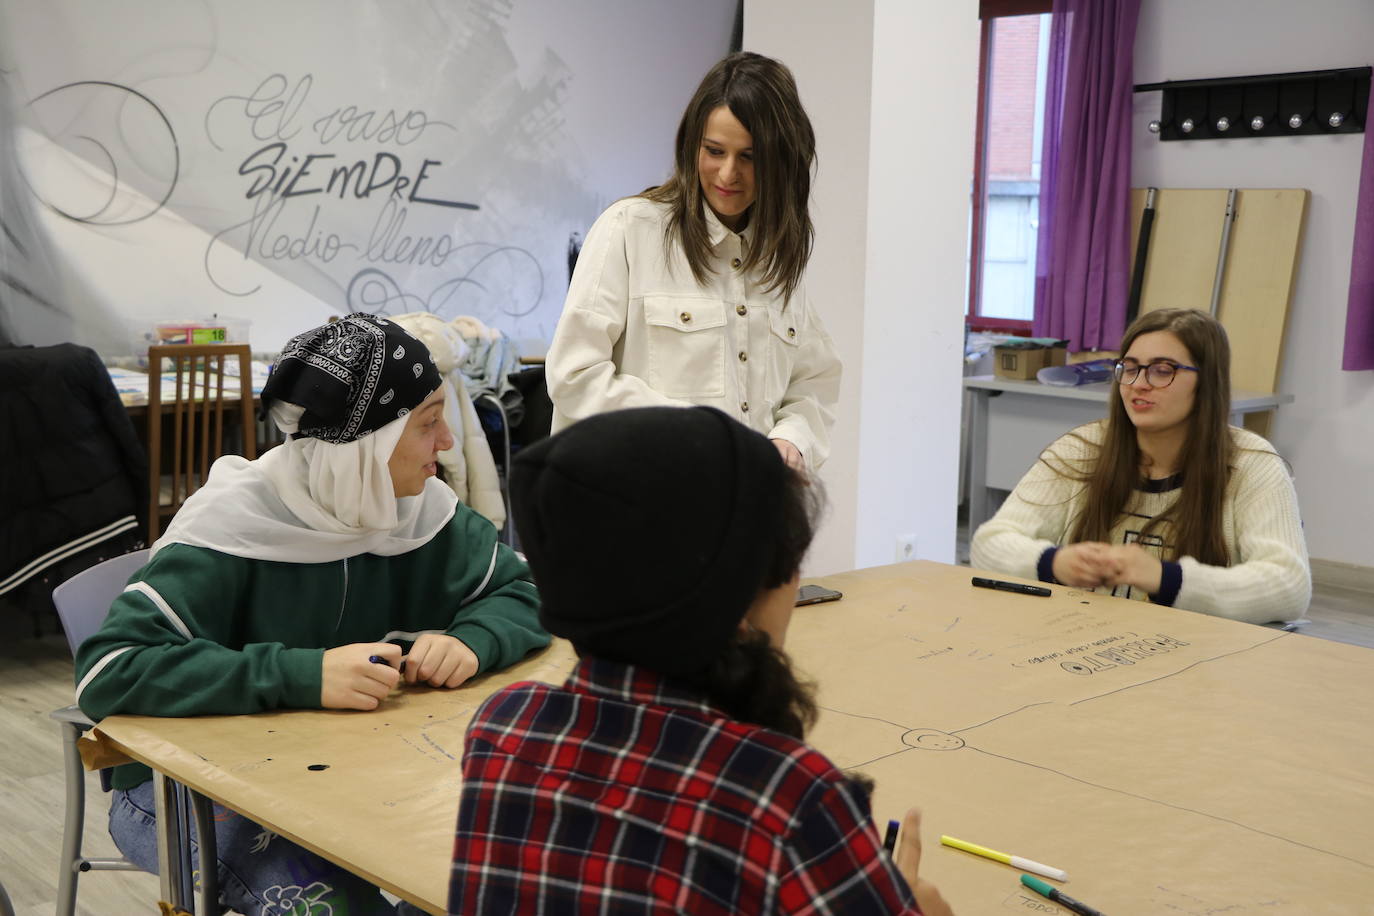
[1216,188,1308,394]
[1128,187,1306,433]
[1129,188,1229,314]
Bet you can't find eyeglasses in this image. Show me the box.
[1113,358,1199,387]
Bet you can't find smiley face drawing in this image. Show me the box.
[902,728,965,751]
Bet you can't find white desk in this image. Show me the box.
[963,375,1294,533]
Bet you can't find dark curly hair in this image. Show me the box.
[677,466,824,740]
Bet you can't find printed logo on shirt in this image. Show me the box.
[1114,523,1168,602]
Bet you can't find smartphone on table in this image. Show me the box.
[796,584,843,606]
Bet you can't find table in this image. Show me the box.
[108,366,269,418]
[88,561,1374,914]
[963,375,1294,533]
[90,643,578,913]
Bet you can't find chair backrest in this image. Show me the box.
[51,549,151,657]
[146,343,256,543]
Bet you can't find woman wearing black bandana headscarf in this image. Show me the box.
[74,313,549,916]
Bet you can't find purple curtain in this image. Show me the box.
[1343,86,1374,370]
[1032,0,1141,351]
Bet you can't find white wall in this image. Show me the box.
[746,0,979,573]
[854,1,978,569]
[0,0,733,354]
[1133,0,1374,568]
[742,1,873,576]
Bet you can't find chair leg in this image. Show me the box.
[191,790,219,914]
[56,721,86,916]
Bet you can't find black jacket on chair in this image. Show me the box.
[0,344,147,610]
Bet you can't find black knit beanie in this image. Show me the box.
[510,406,786,676]
[260,313,442,443]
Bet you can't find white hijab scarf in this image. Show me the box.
[154,401,456,563]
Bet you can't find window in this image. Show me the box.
[968,3,1052,332]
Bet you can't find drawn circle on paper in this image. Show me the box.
[25,80,180,225]
[900,728,965,751]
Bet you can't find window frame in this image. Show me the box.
[967,0,1053,334]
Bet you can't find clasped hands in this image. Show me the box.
[1051,542,1164,594]
[321,633,478,710]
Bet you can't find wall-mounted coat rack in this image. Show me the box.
[1135,67,1370,141]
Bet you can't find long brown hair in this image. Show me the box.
[641,52,816,305]
[1060,308,1235,565]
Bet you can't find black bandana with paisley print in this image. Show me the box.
[261,313,441,443]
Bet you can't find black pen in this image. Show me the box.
[971,576,1051,598]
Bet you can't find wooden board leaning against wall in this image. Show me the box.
[1124,188,1309,438]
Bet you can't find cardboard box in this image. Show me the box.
[126,316,253,365]
[993,339,1068,380]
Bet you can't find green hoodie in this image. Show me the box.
[75,504,549,789]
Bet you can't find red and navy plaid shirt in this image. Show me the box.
[449,656,919,914]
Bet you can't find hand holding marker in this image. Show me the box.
[369,653,406,674]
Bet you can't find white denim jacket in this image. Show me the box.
[546,197,841,469]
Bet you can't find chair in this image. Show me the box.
[49,549,150,916]
[473,392,515,545]
[146,344,257,543]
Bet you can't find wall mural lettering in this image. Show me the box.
[0,0,733,352]
[200,73,542,320]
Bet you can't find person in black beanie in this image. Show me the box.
[450,406,953,916]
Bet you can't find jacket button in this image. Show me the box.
[738,351,748,362]
[731,257,742,269]
[736,304,747,316]
[787,327,796,339]
[680,311,692,324]
[740,401,749,412]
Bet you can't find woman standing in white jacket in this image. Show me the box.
[545,52,841,472]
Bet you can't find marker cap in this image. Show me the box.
[1011,855,1068,882]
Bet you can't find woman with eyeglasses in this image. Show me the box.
[971,308,1310,623]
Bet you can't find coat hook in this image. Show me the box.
[1135,66,1368,142]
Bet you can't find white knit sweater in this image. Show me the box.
[970,422,1311,624]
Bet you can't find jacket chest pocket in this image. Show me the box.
[765,307,803,402]
[643,296,727,398]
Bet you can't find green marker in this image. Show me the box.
[1020,874,1106,916]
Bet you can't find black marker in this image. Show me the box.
[971,577,1051,598]
[369,654,406,674]
[883,818,900,854]
[1021,874,1105,916]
